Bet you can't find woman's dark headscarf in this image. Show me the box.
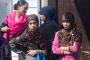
[39,6,57,22]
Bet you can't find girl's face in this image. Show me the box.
[17,4,28,15]
[28,20,37,31]
[62,21,71,29]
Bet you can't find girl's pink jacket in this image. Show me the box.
[52,32,81,60]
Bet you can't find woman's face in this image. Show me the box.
[17,4,28,15]
[62,21,71,29]
[39,15,46,21]
[28,20,37,31]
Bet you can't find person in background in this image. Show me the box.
[52,12,82,60]
[0,0,28,60]
[39,6,59,60]
[9,14,46,60]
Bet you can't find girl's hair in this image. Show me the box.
[14,0,28,10]
[62,12,75,23]
[61,12,77,30]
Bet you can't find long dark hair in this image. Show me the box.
[14,0,28,10]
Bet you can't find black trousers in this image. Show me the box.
[0,41,12,60]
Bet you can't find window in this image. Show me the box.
[26,0,40,15]
[13,0,18,6]
[0,0,12,24]
[13,0,40,15]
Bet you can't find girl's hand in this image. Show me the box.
[27,50,38,56]
[1,26,10,32]
[41,50,46,54]
[63,51,71,54]
[60,46,69,52]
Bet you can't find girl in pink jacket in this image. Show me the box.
[52,12,82,60]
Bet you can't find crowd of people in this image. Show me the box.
[0,0,82,60]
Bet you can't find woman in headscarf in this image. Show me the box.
[10,14,46,60]
[39,6,59,60]
[52,12,82,60]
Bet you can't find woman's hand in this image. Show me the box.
[41,50,46,54]
[27,50,38,56]
[1,26,10,32]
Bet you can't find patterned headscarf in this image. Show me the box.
[27,14,38,23]
[57,28,82,46]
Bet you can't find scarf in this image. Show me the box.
[3,10,27,40]
[14,29,45,52]
[57,29,81,46]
